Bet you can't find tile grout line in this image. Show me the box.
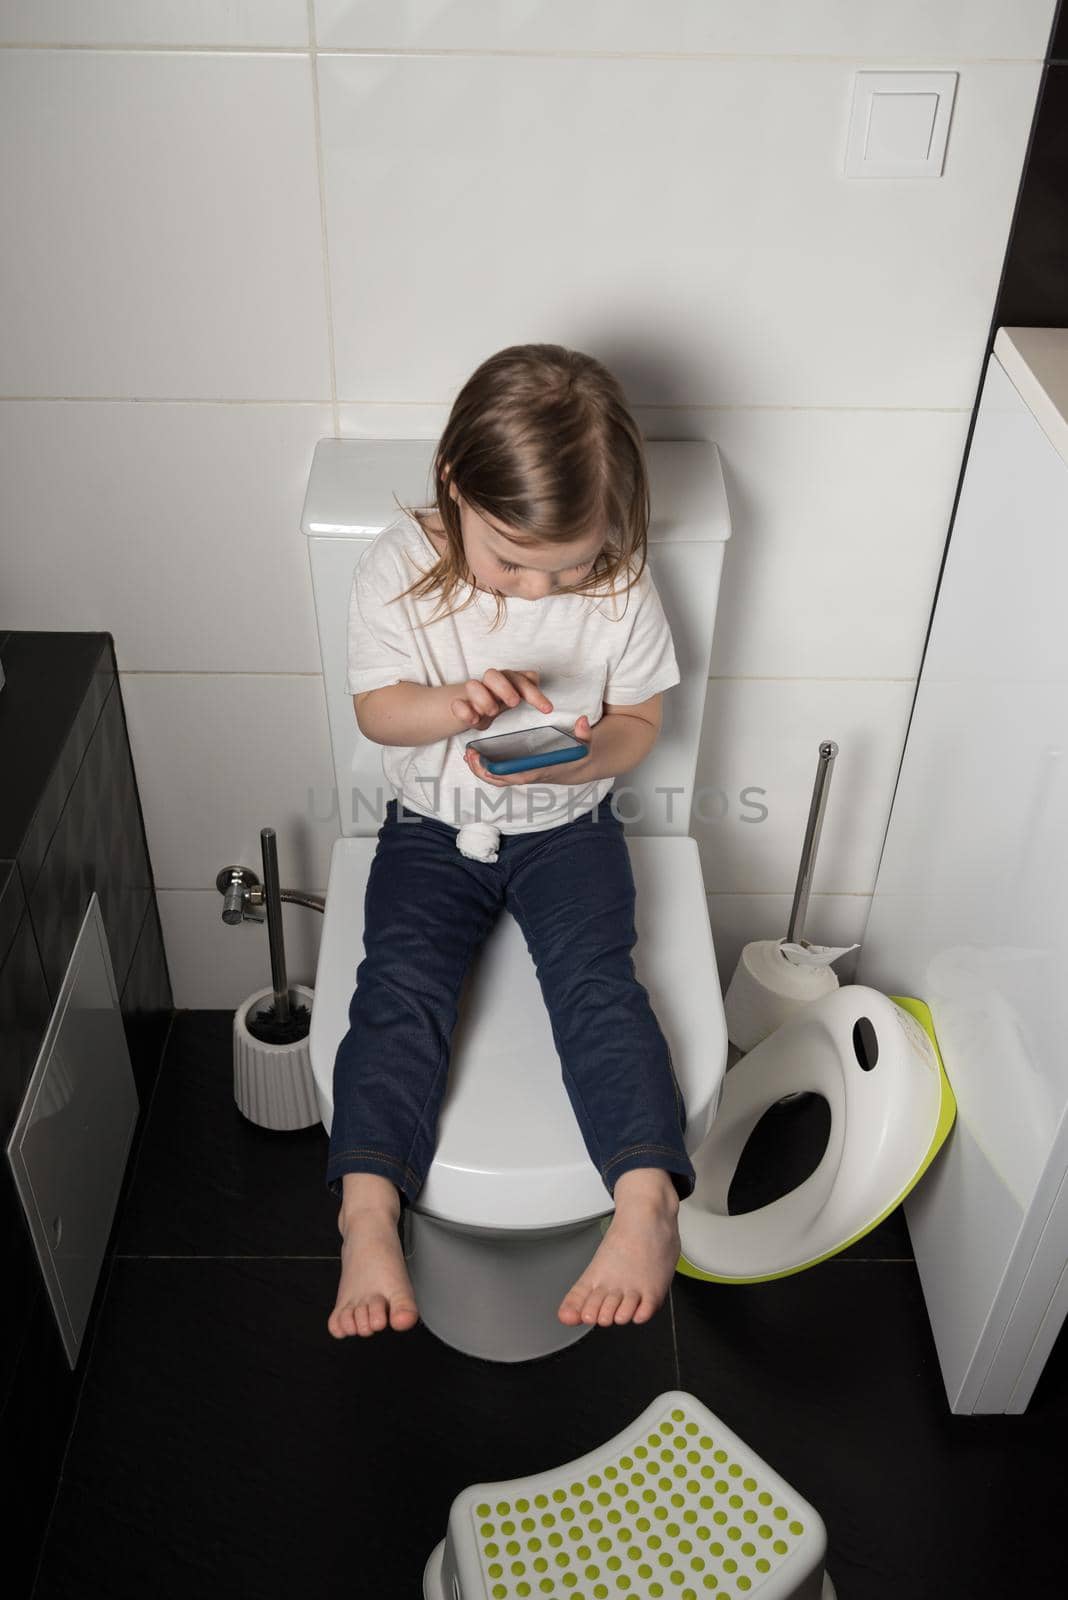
[0,44,1046,64]
[305,0,340,439]
[109,1252,915,1262]
[0,395,972,412]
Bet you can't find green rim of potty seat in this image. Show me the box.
[674,995,957,1286]
[429,1390,830,1600]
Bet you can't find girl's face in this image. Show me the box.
[447,479,603,602]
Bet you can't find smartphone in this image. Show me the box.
[466,724,589,776]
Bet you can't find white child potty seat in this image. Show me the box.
[676,986,956,1286]
[422,1389,835,1600]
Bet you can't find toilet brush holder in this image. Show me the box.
[231,826,317,1130]
[233,982,318,1130]
[723,742,857,1087]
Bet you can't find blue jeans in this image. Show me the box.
[325,791,696,1210]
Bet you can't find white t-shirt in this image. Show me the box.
[346,510,681,834]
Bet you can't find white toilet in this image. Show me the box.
[302,438,733,1362]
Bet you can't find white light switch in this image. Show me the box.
[845,71,957,178]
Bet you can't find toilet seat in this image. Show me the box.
[677,986,957,1284]
[309,831,727,1232]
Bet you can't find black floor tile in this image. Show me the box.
[114,1011,339,1258]
[673,1262,1068,1598]
[32,1257,678,1600]
[33,1011,1068,1600]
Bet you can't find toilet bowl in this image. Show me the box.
[310,830,727,1360]
[302,438,733,1362]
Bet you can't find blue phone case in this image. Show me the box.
[468,725,589,776]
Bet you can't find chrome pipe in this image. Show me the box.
[786,741,838,946]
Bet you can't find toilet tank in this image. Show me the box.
[301,439,731,837]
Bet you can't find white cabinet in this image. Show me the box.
[6,892,139,1369]
[858,328,1068,1413]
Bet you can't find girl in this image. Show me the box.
[327,343,697,1341]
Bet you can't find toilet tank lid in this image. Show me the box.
[300,438,731,545]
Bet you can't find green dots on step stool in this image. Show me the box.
[789,1519,805,1536]
[480,1523,494,1538]
[773,1539,788,1555]
[757,1492,772,1506]
[755,1558,771,1573]
[737,1579,752,1592]
[773,1505,788,1520]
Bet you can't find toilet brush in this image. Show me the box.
[722,741,859,1080]
[233,828,318,1130]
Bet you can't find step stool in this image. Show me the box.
[423,1389,835,1600]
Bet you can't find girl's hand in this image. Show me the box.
[450,668,552,732]
[463,715,597,787]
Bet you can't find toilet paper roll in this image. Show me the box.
[723,938,855,1053]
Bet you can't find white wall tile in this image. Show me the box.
[706,892,870,997]
[120,671,341,894]
[315,0,1057,60]
[0,51,331,399]
[317,53,1038,409]
[0,402,332,671]
[158,889,323,1009]
[0,1,309,46]
[692,677,915,894]
[700,407,971,680]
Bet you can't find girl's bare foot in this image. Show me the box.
[557,1167,681,1329]
[327,1173,419,1339]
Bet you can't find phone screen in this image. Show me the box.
[467,726,583,761]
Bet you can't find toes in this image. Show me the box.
[597,1293,623,1327]
[632,1293,659,1325]
[557,1286,589,1325]
[613,1291,642,1325]
[328,1303,356,1339]
[390,1299,419,1331]
[366,1294,389,1332]
[581,1292,603,1325]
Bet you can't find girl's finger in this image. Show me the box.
[480,669,522,709]
[509,671,553,713]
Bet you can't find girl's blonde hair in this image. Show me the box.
[392,343,651,628]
